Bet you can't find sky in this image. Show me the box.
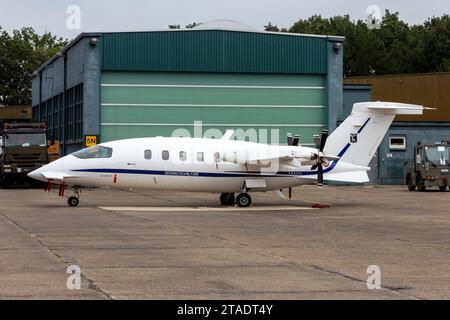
[0,0,449,39]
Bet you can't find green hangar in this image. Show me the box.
[32,25,344,155]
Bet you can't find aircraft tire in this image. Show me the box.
[220,193,235,206]
[68,196,79,207]
[236,193,252,207]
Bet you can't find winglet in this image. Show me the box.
[221,130,235,140]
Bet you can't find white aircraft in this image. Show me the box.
[29,102,425,207]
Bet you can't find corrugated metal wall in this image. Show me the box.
[101,30,328,74]
[344,73,450,122]
[100,72,326,145]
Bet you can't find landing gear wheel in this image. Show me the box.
[439,186,447,192]
[68,196,79,207]
[406,174,416,191]
[220,193,235,206]
[416,175,426,192]
[236,193,252,207]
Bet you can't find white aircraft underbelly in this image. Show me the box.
[65,171,309,192]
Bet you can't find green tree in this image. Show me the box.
[168,22,202,30]
[264,22,280,32]
[0,27,68,106]
[271,11,450,76]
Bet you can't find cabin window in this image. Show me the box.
[197,152,204,162]
[162,150,169,160]
[179,151,187,161]
[214,152,221,162]
[72,145,113,159]
[144,150,152,160]
[389,136,406,150]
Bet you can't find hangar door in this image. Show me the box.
[100,72,326,145]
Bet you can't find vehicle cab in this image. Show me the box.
[404,141,450,191]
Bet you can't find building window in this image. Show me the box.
[197,152,204,162]
[144,150,152,160]
[162,150,169,160]
[179,151,187,161]
[389,136,406,150]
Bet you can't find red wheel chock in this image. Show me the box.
[312,203,330,208]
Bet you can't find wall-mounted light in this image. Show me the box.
[90,38,98,47]
[333,42,342,54]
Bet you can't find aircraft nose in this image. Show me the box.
[28,157,66,182]
[28,167,45,182]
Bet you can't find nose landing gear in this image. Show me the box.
[67,186,80,207]
[68,196,79,207]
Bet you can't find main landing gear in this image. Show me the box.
[220,192,252,207]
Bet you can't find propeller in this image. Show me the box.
[311,129,330,186]
[286,133,293,146]
[292,134,300,146]
[286,133,300,146]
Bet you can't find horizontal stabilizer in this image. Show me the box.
[353,101,426,115]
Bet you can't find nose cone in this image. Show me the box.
[28,157,66,182]
[28,167,46,182]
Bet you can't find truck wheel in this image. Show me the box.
[416,175,426,192]
[406,174,416,191]
[0,178,9,189]
[439,186,447,192]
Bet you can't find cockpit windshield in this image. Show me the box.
[72,145,113,159]
[425,146,450,167]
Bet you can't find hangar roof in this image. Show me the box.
[34,27,344,76]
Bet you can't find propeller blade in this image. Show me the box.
[313,134,320,149]
[286,133,293,146]
[292,134,300,146]
[319,129,329,152]
[320,154,340,161]
[317,163,324,186]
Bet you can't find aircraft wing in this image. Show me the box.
[228,150,296,167]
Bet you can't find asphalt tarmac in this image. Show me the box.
[0,184,449,299]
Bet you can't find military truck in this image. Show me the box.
[404,142,450,191]
[0,106,49,188]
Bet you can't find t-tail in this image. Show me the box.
[322,101,425,183]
